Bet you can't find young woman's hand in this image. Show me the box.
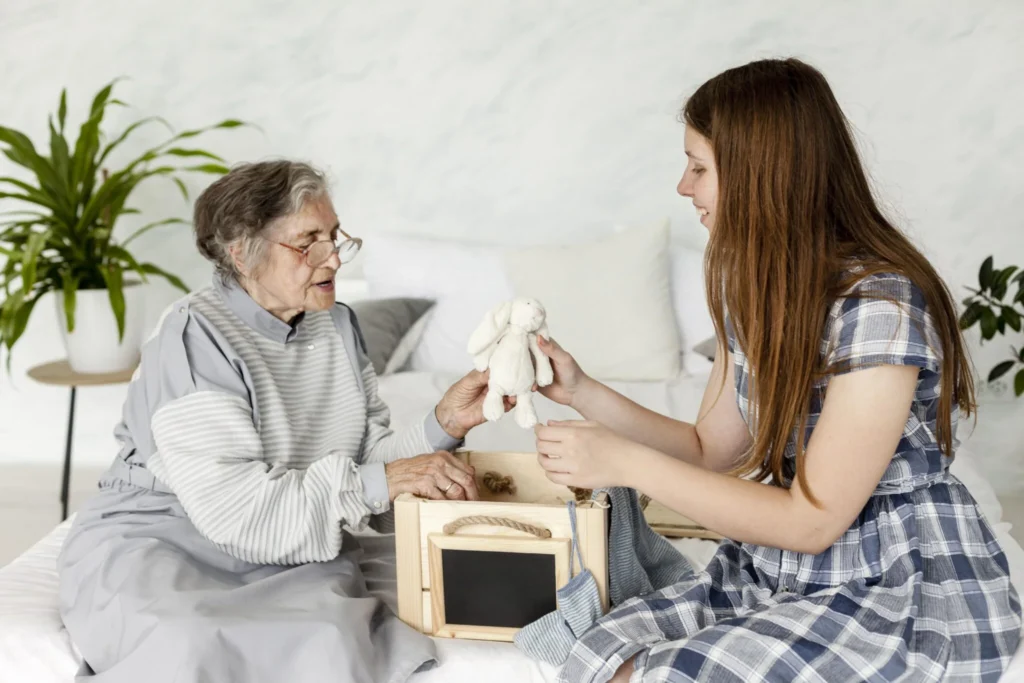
[533,419,635,489]
[535,337,592,408]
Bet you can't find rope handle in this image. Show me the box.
[442,515,552,539]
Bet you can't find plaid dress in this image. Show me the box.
[560,273,1022,683]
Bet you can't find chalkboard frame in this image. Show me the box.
[427,532,571,641]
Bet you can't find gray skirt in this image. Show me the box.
[57,483,437,683]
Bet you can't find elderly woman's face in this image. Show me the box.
[247,196,343,320]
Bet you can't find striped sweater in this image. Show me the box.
[100,275,460,565]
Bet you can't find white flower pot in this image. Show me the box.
[56,283,146,374]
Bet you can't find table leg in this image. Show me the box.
[60,386,76,522]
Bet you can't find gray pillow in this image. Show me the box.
[347,298,435,375]
[692,335,719,362]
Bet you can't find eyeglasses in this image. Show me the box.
[271,227,363,268]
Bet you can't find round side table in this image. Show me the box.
[26,361,136,521]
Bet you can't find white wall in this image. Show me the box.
[1,0,1022,466]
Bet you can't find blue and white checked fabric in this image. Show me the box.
[558,273,1022,682]
[515,490,695,665]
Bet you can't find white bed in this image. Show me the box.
[2,367,1023,681]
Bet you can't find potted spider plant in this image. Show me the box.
[0,79,246,373]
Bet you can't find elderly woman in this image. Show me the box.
[58,161,505,682]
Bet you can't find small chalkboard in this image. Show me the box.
[442,549,556,627]
[428,533,570,641]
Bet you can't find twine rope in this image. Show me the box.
[479,471,651,510]
[442,515,552,538]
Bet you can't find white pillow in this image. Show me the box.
[362,233,514,374]
[948,446,1004,527]
[670,243,717,356]
[503,220,680,381]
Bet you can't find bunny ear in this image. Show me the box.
[467,301,513,355]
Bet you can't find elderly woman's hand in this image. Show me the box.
[384,451,479,501]
[434,369,515,439]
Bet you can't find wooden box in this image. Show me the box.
[643,499,722,540]
[394,449,719,642]
[395,450,609,642]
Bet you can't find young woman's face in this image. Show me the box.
[677,127,718,231]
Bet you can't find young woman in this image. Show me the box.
[534,58,1022,682]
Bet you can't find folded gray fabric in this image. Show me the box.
[514,489,695,665]
[691,335,718,362]
[604,487,696,605]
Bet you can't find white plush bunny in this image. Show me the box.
[466,297,554,429]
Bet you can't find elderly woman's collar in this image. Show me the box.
[213,275,305,344]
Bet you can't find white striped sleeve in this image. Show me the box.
[147,390,372,565]
[359,362,463,467]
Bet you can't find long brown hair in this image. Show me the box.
[684,58,975,501]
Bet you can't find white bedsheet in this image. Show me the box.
[2,367,1023,681]
[0,516,721,683]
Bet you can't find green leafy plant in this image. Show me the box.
[960,256,1024,397]
[0,79,246,363]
